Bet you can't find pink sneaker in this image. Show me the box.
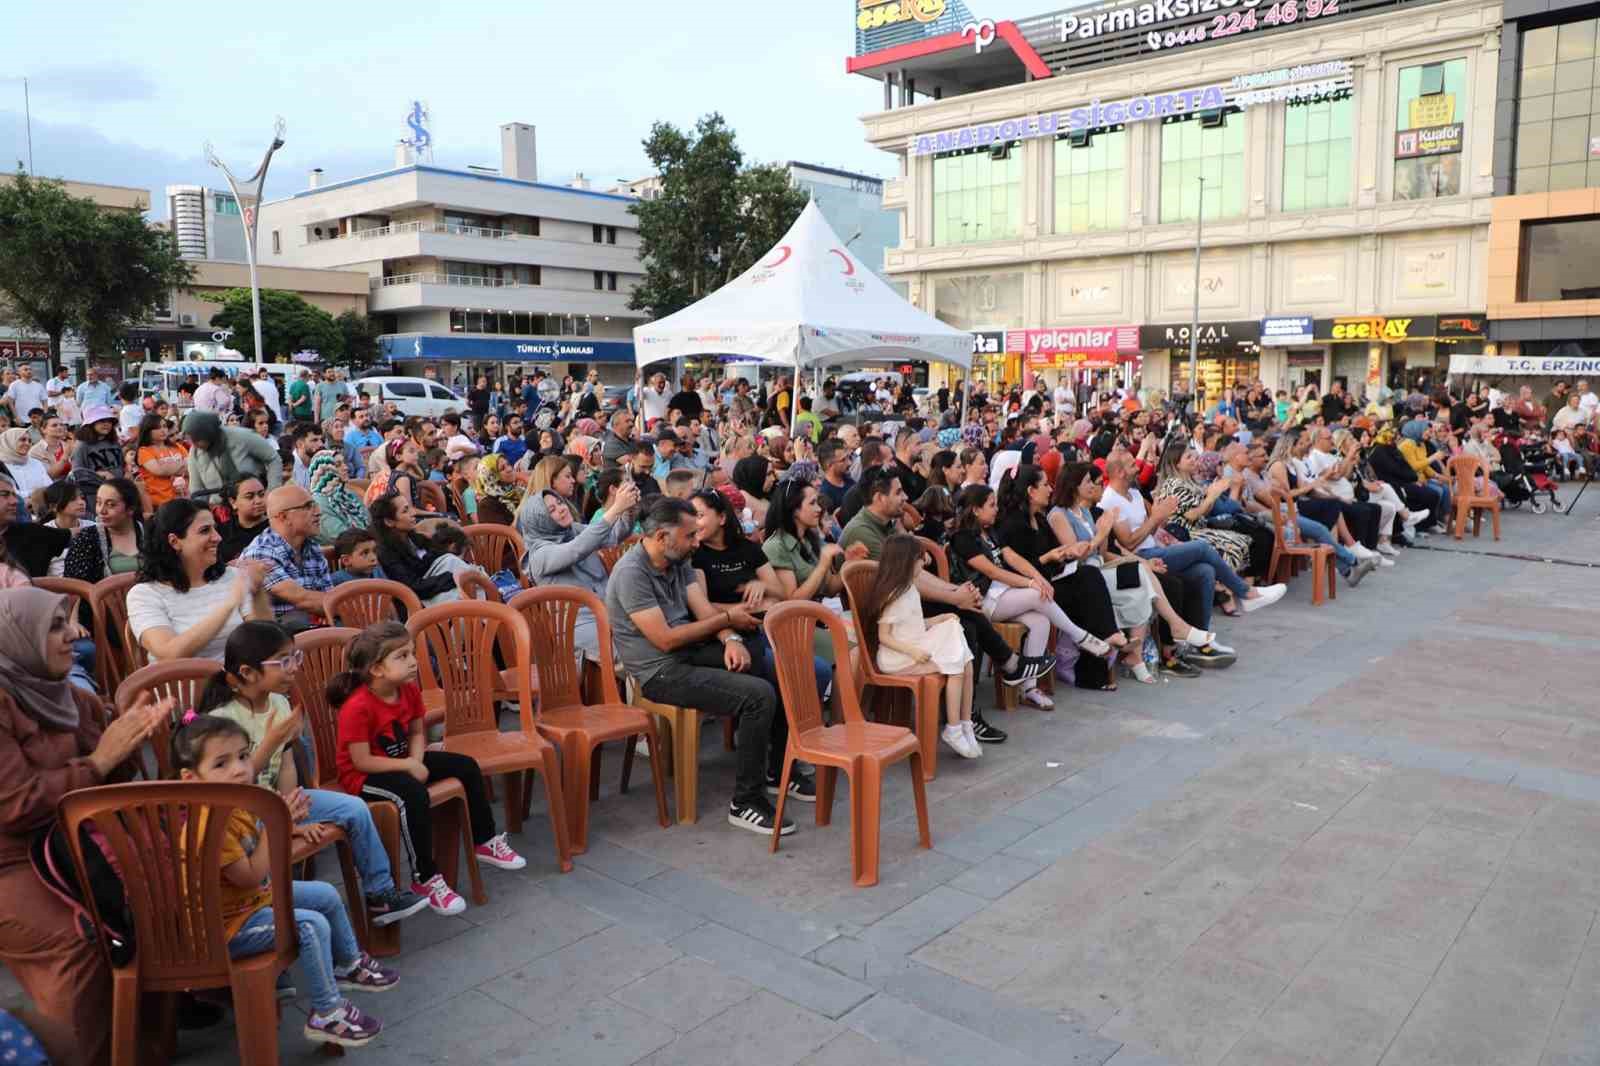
[411,874,465,916]
[474,832,527,871]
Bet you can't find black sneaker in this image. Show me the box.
[366,886,429,927]
[766,773,818,803]
[1178,644,1236,670]
[1162,656,1202,679]
[729,798,796,836]
[971,713,1008,744]
[1002,654,1055,687]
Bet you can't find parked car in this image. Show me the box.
[353,376,467,419]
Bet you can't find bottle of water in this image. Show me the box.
[741,507,757,536]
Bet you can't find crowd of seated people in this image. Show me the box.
[0,362,1591,1064]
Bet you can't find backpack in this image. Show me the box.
[30,820,136,967]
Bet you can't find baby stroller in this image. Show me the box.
[1497,435,1562,514]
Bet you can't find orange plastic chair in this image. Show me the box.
[408,600,574,871]
[764,601,931,887]
[913,536,950,581]
[293,627,484,920]
[418,479,448,515]
[323,578,423,629]
[463,523,530,587]
[507,587,669,851]
[1267,496,1338,605]
[840,560,943,781]
[598,534,642,576]
[345,477,370,499]
[1449,454,1502,541]
[58,782,297,1066]
[90,572,143,697]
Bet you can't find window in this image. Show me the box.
[606,225,617,244]
[508,265,539,286]
[592,224,604,243]
[594,270,605,290]
[1516,20,1600,192]
[1283,94,1354,211]
[151,290,174,321]
[384,382,426,399]
[607,272,618,291]
[1159,114,1246,223]
[1394,59,1467,199]
[931,147,1022,245]
[1053,129,1126,233]
[1521,216,1600,299]
[429,384,457,400]
[213,194,240,216]
[932,272,1025,330]
[270,230,281,254]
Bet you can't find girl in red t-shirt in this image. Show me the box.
[330,622,524,916]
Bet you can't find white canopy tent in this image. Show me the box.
[632,201,971,430]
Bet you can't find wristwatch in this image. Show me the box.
[722,633,744,644]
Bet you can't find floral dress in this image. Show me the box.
[1152,475,1252,573]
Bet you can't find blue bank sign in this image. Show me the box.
[379,334,637,363]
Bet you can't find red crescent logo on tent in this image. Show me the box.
[762,246,792,268]
[830,249,855,275]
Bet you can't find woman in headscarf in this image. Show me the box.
[360,433,392,503]
[518,482,639,656]
[1398,418,1453,522]
[473,452,523,526]
[308,449,368,542]
[0,587,170,1066]
[732,455,775,525]
[0,428,50,513]
[1366,424,1443,530]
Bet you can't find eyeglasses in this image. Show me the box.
[261,650,304,671]
[276,500,319,516]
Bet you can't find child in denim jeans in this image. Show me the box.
[173,715,397,1048]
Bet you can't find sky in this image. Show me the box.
[0,0,1033,217]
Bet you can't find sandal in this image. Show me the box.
[1076,633,1112,657]
[1218,595,1242,618]
[1126,662,1159,685]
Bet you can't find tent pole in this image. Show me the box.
[789,354,801,439]
[959,373,971,428]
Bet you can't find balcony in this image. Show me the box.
[369,272,640,318]
[288,220,640,274]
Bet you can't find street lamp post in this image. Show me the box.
[205,118,286,365]
[1188,175,1205,422]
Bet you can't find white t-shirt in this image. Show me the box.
[5,379,48,421]
[639,387,670,424]
[1580,390,1599,415]
[126,571,250,662]
[253,378,283,420]
[118,404,144,442]
[1304,448,1338,478]
[1100,484,1157,552]
[3,456,51,502]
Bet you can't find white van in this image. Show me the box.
[136,361,299,404]
[354,376,466,419]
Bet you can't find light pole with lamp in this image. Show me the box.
[205,118,286,366]
[1187,176,1205,424]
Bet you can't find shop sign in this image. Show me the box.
[1408,94,1455,128]
[1435,314,1486,339]
[971,330,1006,355]
[1260,316,1315,346]
[1008,326,1137,369]
[1366,347,1383,388]
[911,83,1227,154]
[1395,123,1463,158]
[1448,353,1600,376]
[0,339,51,361]
[858,0,948,33]
[1138,321,1260,348]
[1057,0,1349,56]
[1326,316,1422,343]
[1229,62,1353,106]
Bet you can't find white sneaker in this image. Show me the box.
[1408,508,1430,526]
[960,721,983,757]
[1376,541,1398,557]
[1241,584,1287,612]
[1376,554,1395,567]
[943,724,978,759]
[1189,629,1236,655]
[1350,543,1377,561]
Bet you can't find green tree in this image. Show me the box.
[628,113,809,320]
[0,169,192,372]
[204,288,343,362]
[333,310,383,374]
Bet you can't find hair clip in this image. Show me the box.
[181,708,198,725]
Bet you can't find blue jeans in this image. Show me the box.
[1425,479,1452,522]
[68,637,96,694]
[745,628,833,780]
[229,880,359,1014]
[304,788,394,896]
[1295,517,1358,574]
[1138,540,1251,630]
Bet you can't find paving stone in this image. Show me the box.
[809,849,972,928]
[1381,955,1566,1066]
[1240,950,1431,1066]
[796,1030,933,1066]
[638,867,842,956]
[1193,890,1345,980]
[611,956,756,1033]
[1254,829,1410,914]
[376,988,673,1066]
[539,866,706,942]
[1099,946,1288,1066]
[638,989,842,1066]
[946,852,1043,899]
[911,930,1035,991]
[860,885,988,957]
[1447,892,1596,987]
[573,835,671,884]
[842,991,1044,1066]
[955,845,1163,956]
[671,922,875,1019]
[1541,938,1600,1066]
[932,812,1041,864]
[1325,873,1484,974]
[478,924,680,1014]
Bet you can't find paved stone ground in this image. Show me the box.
[7,487,1600,1065]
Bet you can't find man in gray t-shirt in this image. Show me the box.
[604,497,793,836]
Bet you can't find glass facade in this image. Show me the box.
[1283,95,1354,211]
[1054,130,1127,233]
[932,148,1022,245]
[932,272,1025,330]
[1516,19,1600,193]
[449,310,592,335]
[1159,115,1246,224]
[1394,59,1467,199]
[1520,216,1600,300]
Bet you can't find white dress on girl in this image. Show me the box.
[876,585,973,675]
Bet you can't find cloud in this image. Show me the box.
[0,65,158,105]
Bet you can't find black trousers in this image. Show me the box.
[360,750,496,883]
[924,601,1013,664]
[1154,571,1204,649]
[642,642,775,807]
[1053,567,1118,689]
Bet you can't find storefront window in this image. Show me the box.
[1283,95,1354,211]
[1054,129,1126,233]
[1515,20,1600,192]
[932,147,1022,245]
[1521,215,1600,300]
[1394,59,1467,199]
[1159,114,1246,224]
[932,272,1025,331]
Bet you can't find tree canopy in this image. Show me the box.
[0,170,192,370]
[627,113,809,321]
[204,287,343,363]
